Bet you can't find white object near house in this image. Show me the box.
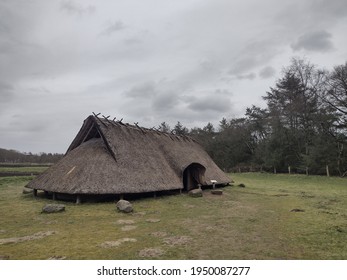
[211,179,217,189]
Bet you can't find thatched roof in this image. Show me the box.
[27,115,231,194]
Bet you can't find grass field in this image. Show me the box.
[0,166,49,173]
[0,165,49,177]
[0,172,346,260]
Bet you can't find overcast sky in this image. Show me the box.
[1,0,347,153]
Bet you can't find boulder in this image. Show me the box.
[22,188,33,194]
[188,188,203,197]
[116,199,133,213]
[211,189,223,195]
[42,204,65,214]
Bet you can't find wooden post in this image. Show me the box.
[33,189,37,197]
[120,194,124,200]
[326,165,330,177]
[306,167,309,176]
[238,167,241,173]
[76,195,82,204]
[288,166,291,174]
[52,192,56,200]
[274,167,277,174]
[153,192,157,198]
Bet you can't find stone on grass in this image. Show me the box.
[290,208,305,212]
[146,218,161,223]
[42,204,65,214]
[116,199,133,213]
[211,190,223,195]
[22,188,33,194]
[188,188,203,197]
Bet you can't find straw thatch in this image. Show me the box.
[27,115,231,195]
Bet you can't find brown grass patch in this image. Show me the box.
[121,225,137,231]
[163,236,192,246]
[150,231,168,238]
[146,218,161,223]
[100,238,137,248]
[48,256,66,260]
[0,231,56,245]
[116,219,135,225]
[138,248,165,258]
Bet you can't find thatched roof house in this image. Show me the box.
[27,115,231,200]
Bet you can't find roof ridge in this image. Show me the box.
[91,113,195,142]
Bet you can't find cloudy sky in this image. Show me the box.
[1,0,347,153]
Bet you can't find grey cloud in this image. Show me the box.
[0,82,14,95]
[229,57,257,76]
[123,81,156,99]
[291,30,334,52]
[259,66,276,79]
[0,4,24,55]
[100,20,125,36]
[227,39,279,80]
[188,95,232,113]
[215,89,233,96]
[0,82,15,112]
[124,81,180,111]
[9,115,48,133]
[236,73,256,80]
[124,37,142,46]
[60,1,96,15]
[310,0,347,19]
[152,91,178,111]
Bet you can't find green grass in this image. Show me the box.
[0,173,346,260]
[0,166,49,173]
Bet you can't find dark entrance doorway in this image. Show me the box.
[183,163,206,191]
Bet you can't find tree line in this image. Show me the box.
[0,148,63,164]
[164,57,347,176]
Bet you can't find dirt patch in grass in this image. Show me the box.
[300,192,315,198]
[0,231,56,245]
[163,236,192,246]
[133,211,146,216]
[316,199,340,210]
[139,248,165,258]
[150,231,168,238]
[121,225,137,231]
[146,218,161,223]
[100,238,137,248]
[182,204,195,209]
[116,219,135,225]
[48,255,66,260]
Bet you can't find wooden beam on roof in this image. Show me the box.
[92,112,107,127]
[81,122,97,144]
[134,122,146,134]
[102,115,115,126]
[117,118,125,125]
[95,125,118,162]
